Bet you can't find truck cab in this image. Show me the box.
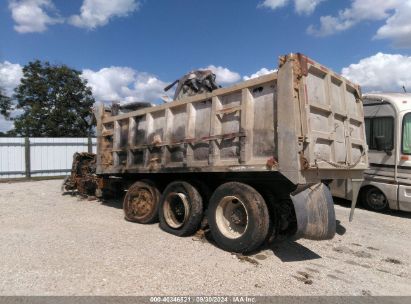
[332,93,411,212]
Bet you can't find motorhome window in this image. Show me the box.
[364,116,394,150]
[402,113,411,154]
[365,118,371,147]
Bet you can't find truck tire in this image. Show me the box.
[159,181,203,237]
[123,180,161,224]
[207,182,270,253]
[361,186,389,212]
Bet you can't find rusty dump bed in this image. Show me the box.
[94,53,368,185]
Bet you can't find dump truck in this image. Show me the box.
[66,53,368,253]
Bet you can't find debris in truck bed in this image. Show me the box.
[111,101,152,115]
[164,69,220,100]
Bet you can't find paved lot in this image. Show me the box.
[0,179,410,296]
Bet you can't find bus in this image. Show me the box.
[332,93,411,212]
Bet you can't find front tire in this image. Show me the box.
[207,182,270,253]
[361,187,389,211]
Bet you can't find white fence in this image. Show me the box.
[0,137,96,179]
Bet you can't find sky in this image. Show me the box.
[1,0,411,131]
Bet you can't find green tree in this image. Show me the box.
[0,87,12,119]
[13,60,95,137]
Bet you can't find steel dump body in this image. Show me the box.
[95,54,367,184]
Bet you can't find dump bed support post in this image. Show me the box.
[113,121,121,167]
[87,136,93,154]
[186,103,195,166]
[277,54,304,184]
[209,96,221,166]
[127,117,137,167]
[94,103,105,173]
[240,88,254,163]
[349,179,363,222]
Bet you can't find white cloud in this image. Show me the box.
[0,61,23,96]
[0,62,169,131]
[259,0,289,10]
[307,15,353,36]
[8,0,63,33]
[295,0,325,15]
[8,0,141,33]
[69,0,139,29]
[341,53,411,92]
[374,2,411,47]
[204,65,241,84]
[84,65,241,104]
[243,67,276,81]
[82,66,169,104]
[308,0,411,47]
[259,0,324,15]
[0,117,14,132]
[0,61,23,132]
[0,60,170,105]
[307,0,398,36]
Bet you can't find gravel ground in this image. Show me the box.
[0,179,410,296]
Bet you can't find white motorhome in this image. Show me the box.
[332,93,411,212]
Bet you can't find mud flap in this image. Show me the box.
[291,183,336,240]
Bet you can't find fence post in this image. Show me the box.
[24,137,31,178]
[88,135,93,153]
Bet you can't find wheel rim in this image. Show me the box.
[215,196,248,239]
[366,189,387,210]
[163,192,190,229]
[128,188,154,219]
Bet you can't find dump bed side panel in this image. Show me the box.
[96,74,278,175]
[96,53,367,184]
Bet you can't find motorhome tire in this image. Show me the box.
[361,187,388,211]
